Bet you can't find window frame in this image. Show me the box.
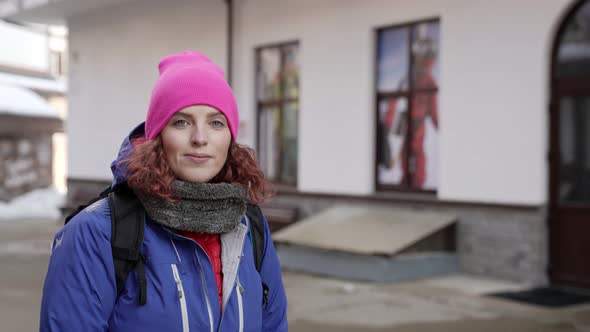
[374,17,440,193]
[254,40,300,187]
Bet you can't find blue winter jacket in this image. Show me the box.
[40,124,288,331]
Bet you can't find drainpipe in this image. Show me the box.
[225,0,233,86]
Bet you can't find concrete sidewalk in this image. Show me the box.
[1,220,589,331]
[285,271,590,331]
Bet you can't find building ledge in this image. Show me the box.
[275,187,542,212]
[0,0,135,25]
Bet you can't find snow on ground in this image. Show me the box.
[0,187,65,221]
[0,83,60,118]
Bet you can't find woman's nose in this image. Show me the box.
[191,126,208,146]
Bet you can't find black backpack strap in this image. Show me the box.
[108,187,147,305]
[245,204,270,308]
[246,204,265,272]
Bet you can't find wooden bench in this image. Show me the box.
[259,203,299,232]
[60,185,108,217]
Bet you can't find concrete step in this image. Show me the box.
[273,205,458,282]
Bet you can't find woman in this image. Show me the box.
[40,51,288,331]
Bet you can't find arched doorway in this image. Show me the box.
[549,0,590,288]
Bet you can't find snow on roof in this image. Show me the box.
[0,83,59,118]
[0,71,66,94]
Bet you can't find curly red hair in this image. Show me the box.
[123,136,273,203]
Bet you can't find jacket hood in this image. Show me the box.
[110,122,146,188]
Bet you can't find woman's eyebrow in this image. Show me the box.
[173,110,224,120]
[173,111,193,120]
[206,110,223,118]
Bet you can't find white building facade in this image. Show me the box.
[3,0,588,288]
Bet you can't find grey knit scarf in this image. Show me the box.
[135,180,248,234]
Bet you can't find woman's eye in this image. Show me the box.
[173,119,189,127]
[211,120,225,128]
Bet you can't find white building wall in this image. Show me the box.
[234,0,573,205]
[438,0,570,205]
[67,0,227,180]
[0,20,49,71]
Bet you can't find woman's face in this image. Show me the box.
[160,105,231,183]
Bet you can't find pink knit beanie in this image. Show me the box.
[145,51,238,140]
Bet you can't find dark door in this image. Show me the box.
[549,0,590,288]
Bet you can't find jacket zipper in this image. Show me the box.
[236,277,245,332]
[170,237,215,332]
[199,263,213,332]
[168,229,248,332]
[171,264,189,332]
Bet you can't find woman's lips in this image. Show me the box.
[185,153,212,163]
